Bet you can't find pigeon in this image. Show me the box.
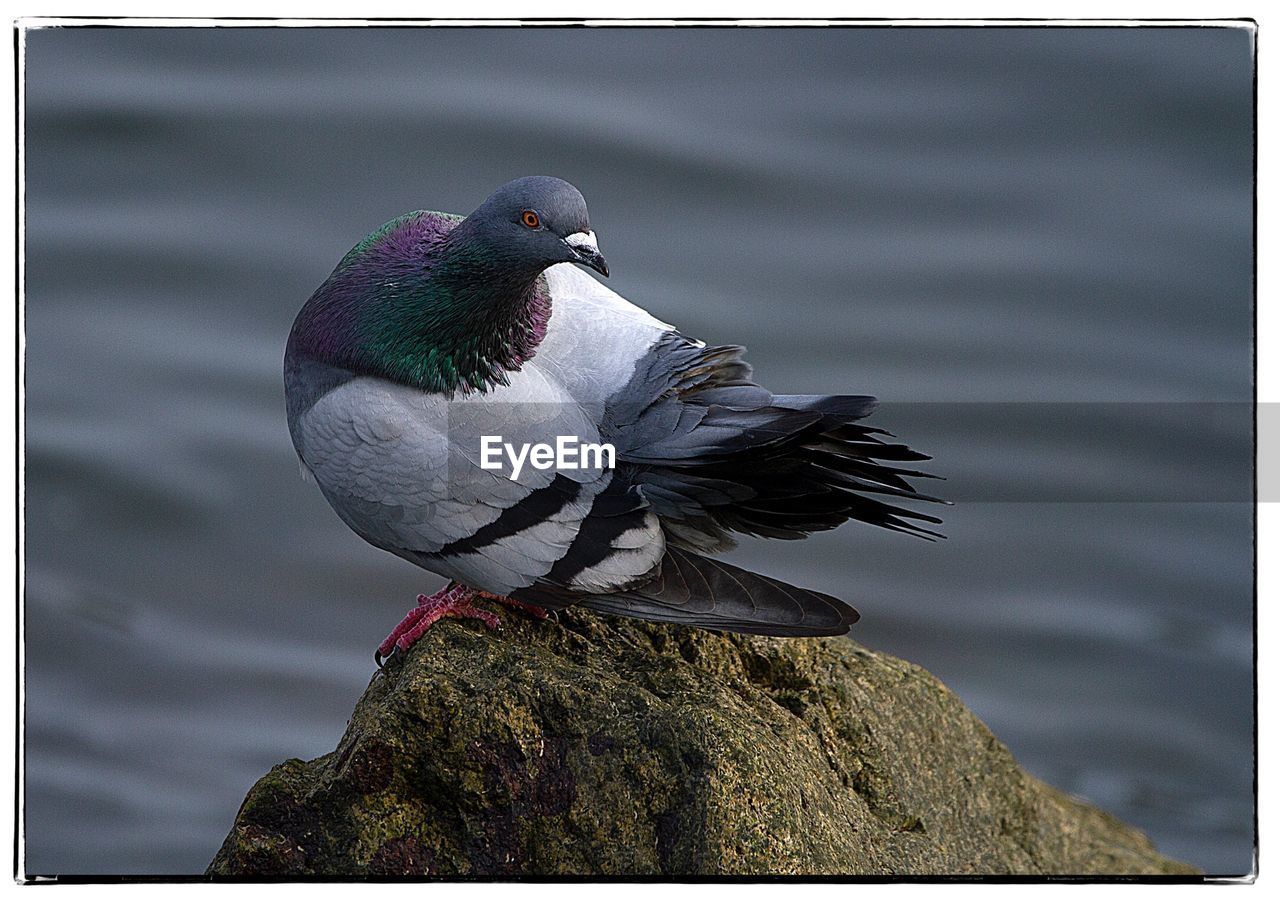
[284,176,943,662]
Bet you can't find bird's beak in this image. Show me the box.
[564,230,609,278]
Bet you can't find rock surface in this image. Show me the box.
[208,608,1195,877]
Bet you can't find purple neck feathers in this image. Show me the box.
[287,211,553,396]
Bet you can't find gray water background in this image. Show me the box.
[22,26,1254,876]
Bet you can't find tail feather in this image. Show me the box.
[771,393,879,423]
[516,547,859,638]
[628,391,947,550]
[608,339,945,550]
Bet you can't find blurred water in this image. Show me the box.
[22,26,1254,876]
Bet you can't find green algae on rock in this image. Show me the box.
[208,610,1196,877]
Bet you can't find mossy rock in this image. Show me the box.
[208,609,1196,876]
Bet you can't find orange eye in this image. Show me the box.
[521,210,541,229]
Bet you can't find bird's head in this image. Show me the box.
[461,175,609,278]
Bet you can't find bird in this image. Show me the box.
[284,176,944,663]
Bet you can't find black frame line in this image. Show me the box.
[10,14,1260,885]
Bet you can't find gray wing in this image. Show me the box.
[508,269,944,635]
[536,266,942,553]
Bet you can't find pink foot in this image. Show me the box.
[475,590,551,621]
[375,583,500,666]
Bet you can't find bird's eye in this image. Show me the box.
[521,210,541,229]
